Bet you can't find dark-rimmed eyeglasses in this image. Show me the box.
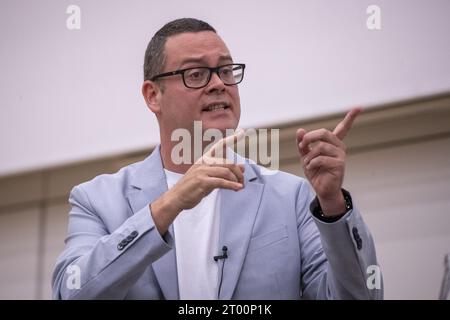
[150,63,246,89]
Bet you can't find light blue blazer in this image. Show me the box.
[52,146,383,299]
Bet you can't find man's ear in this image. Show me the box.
[142,80,162,115]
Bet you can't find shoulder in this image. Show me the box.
[71,160,142,201]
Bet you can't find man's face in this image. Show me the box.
[157,31,241,135]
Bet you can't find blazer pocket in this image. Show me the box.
[247,225,288,253]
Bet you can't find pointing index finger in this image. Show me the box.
[333,107,362,140]
[203,128,246,159]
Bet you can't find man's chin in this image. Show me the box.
[201,121,238,134]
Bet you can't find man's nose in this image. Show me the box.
[206,71,226,93]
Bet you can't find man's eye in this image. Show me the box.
[220,67,235,79]
[187,70,204,79]
[221,67,233,74]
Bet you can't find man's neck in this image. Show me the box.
[160,143,192,174]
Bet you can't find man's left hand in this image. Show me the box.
[296,108,362,217]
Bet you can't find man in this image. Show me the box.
[52,18,383,299]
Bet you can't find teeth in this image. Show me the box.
[207,104,227,111]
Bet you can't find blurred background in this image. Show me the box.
[0,0,449,299]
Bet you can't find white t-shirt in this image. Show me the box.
[164,169,221,300]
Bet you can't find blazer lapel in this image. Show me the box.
[218,158,265,299]
[125,146,179,300]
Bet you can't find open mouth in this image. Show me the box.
[202,103,230,112]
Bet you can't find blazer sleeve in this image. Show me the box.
[296,181,384,299]
[51,185,173,299]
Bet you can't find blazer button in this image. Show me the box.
[130,231,139,238]
[126,235,134,242]
[352,227,360,240]
[117,243,125,250]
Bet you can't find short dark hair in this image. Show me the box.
[143,18,216,82]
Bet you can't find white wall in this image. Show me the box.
[1,0,450,176]
[0,208,40,299]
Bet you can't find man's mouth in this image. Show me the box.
[202,103,231,112]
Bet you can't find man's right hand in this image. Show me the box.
[150,130,246,235]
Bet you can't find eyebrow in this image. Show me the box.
[178,55,233,68]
